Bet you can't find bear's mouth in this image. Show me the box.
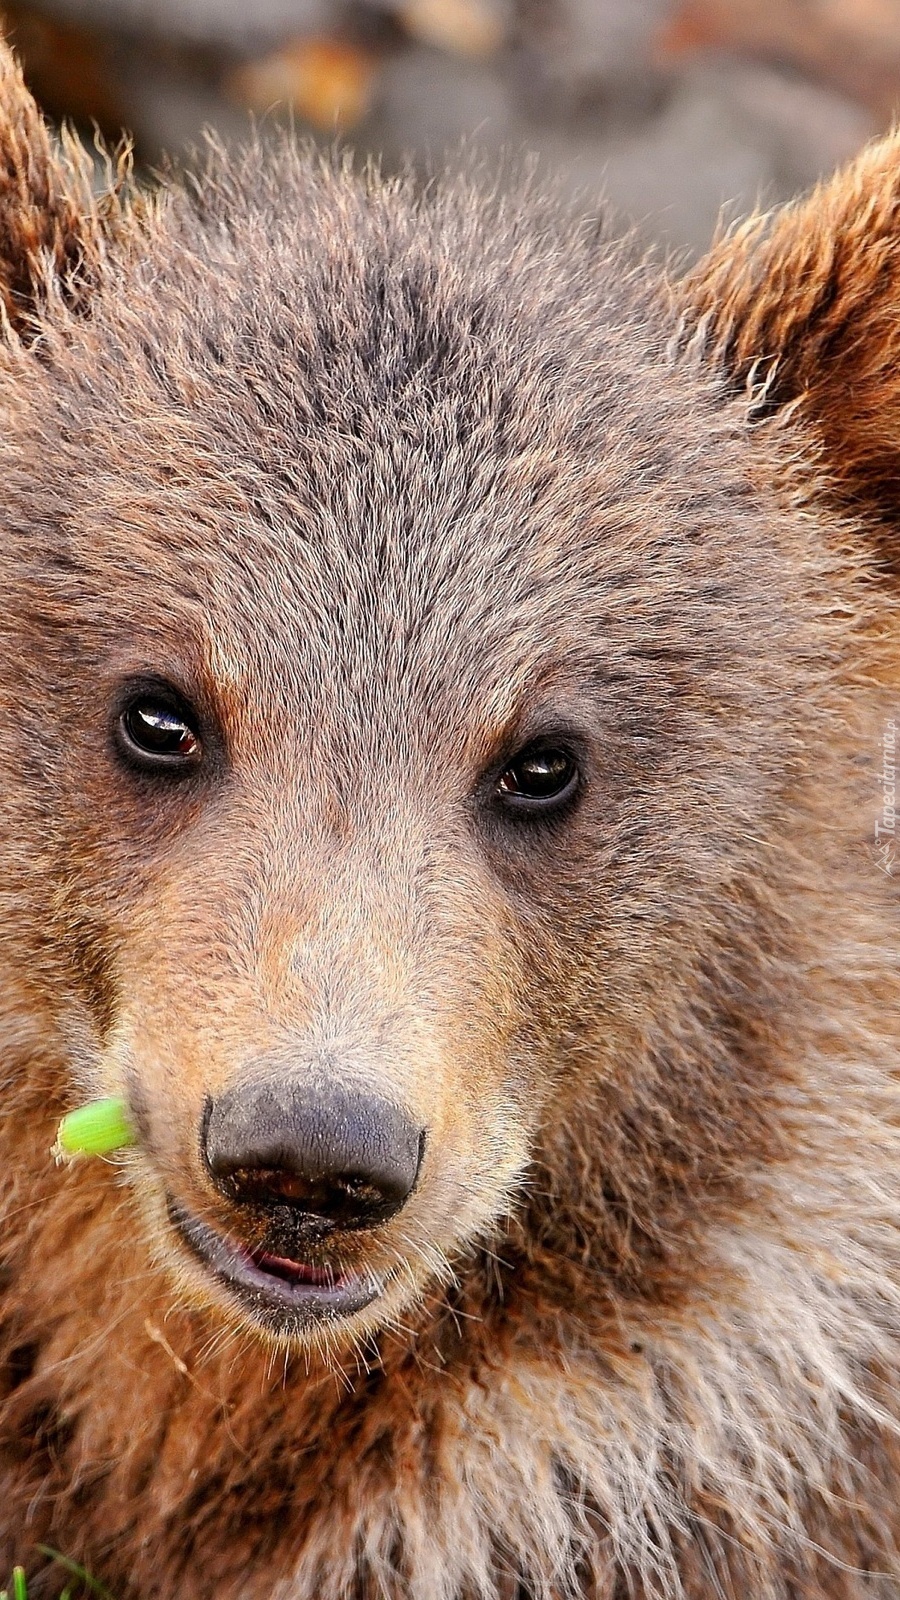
[167,1197,383,1331]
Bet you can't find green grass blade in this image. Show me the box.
[54,1099,135,1160]
[36,1549,114,1599]
[12,1570,26,1600]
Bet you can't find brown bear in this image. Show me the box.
[0,35,898,1600]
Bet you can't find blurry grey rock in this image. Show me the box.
[712,59,876,191]
[528,61,874,260]
[512,0,673,123]
[529,73,774,260]
[530,0,670,79]
[367,42,516,167]
[113,54,255,155]
[29,0,335,50]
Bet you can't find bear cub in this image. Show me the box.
[0,36,899,1600]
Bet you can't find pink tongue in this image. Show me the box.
[252,1250,341,1288]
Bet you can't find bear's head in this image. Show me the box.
[0,44,896,1354]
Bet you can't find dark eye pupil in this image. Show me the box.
[123,701,199,760]
[498,746,578,804]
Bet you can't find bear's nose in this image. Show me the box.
[203,1081,425,1234]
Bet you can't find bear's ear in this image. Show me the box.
[680,130,900,575]
[0,36,135,337]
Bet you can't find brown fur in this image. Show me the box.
[0,41,899,1599]
[0,43,137,334]
[680,134,900,579]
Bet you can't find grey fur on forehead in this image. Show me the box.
[79,140,707,513]
[138,140,664,383]
[27,141,795,714]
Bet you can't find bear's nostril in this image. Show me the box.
[203,1081,425,1233]
[225,1165,393,1228]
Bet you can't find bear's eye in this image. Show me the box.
[117,690,202,771]
[495,743,580,813]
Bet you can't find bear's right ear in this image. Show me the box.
[0,36,135,337]
[679,130,900,577]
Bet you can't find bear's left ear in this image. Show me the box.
[680,130,900,576]
[0,36,136,337]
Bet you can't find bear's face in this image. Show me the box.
[0,177,825,1349]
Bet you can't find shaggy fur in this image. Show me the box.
[0,39,898,1600]
[681,133,900,578]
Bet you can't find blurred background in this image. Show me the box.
[3,0,898,259]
